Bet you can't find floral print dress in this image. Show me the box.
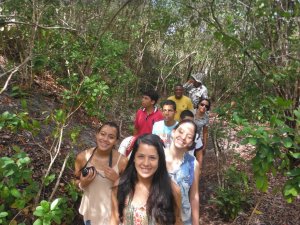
[123,197,155,225]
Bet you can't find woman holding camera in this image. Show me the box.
[74,122,128,225]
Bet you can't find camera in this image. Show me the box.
[81,166,95,177]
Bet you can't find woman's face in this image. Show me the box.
[134,143,159,180]
[172,122,195,150]
[95,125,118,151]
[198,100,209,114]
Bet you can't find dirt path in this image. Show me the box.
[199,133,223,225]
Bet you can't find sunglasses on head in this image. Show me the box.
[200,103,209,110]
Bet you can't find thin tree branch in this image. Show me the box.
[0,57,31,95]
[246,196,264,225]
[165,51,197,80]
[1,20,77,31]
[49,152,70,201]
[34,125,65,206]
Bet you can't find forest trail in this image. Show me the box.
[199,129,221,225]
[1,90,299,225]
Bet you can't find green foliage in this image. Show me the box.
[0,147,78,224]
[0,147,38,222]
[0,210,9,224]
[65,182,80,202]
[33,198,64,225]
[231,98,300,202]
[68,126,81,144]
[0,110,41,133]
[32,178,77,224]
[9,86,28,98]
[61,74,109,118]
[52,109,66,125]
[44,174,56,187]
[211,166,252,221]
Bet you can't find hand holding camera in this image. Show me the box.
[81,166,95,177]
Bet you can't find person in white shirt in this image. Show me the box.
[152,100,178,148]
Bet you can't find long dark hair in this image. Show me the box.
[117,134,176,224]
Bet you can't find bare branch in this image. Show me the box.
[1,20,77,32]
[34,125,65,206]
[49,152,70,201]
[0,57,31,95]
[165,51,197,80]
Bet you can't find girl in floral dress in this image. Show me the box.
[111,134,182,225]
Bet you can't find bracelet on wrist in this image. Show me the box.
[78,182,85,191]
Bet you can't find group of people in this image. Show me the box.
[74,73,210,225]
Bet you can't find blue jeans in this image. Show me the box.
[84,220,91,225]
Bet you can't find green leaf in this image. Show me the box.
[43,215,51,225]
[12,199,26,209]
[2,157,14,167]
[283,137,293,148]
[248,137,257,145]
[287,168,300,177]
[284,185,298,197]
[290,152,300,159]
[10,188,21,198]
[44,174,56,186]
[255,175,268,191]
[33,219,42,225]
[52,214,62,224]
[33,207,44,217]
[294,109,300,119]
[17,156,30,166]
[50,198,61,211]
[0,212,8,218]
[40,200,50,211]
[4,169,15,177]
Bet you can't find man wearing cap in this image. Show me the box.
[183,72,208,109]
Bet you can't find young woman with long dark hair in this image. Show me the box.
[111,134,182,225]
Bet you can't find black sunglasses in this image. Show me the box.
[200,103,209,110]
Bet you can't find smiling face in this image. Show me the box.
[95,125,118,152]
[134,143,159,181]
[174,86,184,99]
[172,122,196,150]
